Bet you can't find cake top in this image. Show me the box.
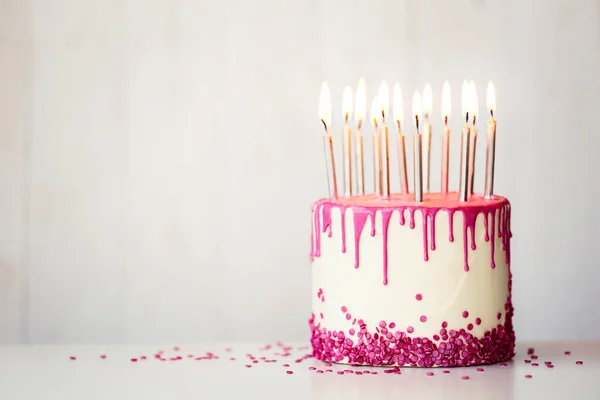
[318,192,508,210]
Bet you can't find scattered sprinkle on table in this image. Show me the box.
[525,374,533,379]
[461,375,470,380]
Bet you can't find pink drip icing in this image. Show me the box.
[340,206,347,253]
[353,210,369,269]
[381,210,393,285]
[310,194,511,285]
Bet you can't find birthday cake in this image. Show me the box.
[310,80,514,367]
[309,193,514,367]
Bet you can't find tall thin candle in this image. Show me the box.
[319,82,338,199]
[484,81,497,199]
[421,84,433,193]
[370,96,383,196]
[379,82,391,196]
[441,81,451,194]
[354,78,366,195]
[412,91,423,202]
[458,80,471,202]
[468,81,478,195]
[342,86,353,196]
[393,83,409,195]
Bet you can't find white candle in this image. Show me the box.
[412,91,423,202]
[484,81,497,199]
[379,81,391,196]
[319,82,338,199]
[422,83,433,193]
[370,96,382,195]
[354,78,366,195]
[458,80,471,202]
[393,83,409,195]
[467,81,478,196]
[441,81,451,194]
[342,86,353,196]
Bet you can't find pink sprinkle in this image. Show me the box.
[389,322,396,329]
[500,363,508,367]
[379,320,386,328]
[349,328,355,335]
[355,371,363,375]
[415,294,423,301]
[341,306,347,313]
[564,351,571,355]
[69,356,76,361]
[320,313,324,319]
[309,366,316,370]
[441,321,448,328]
[547,364,554,368]
[525,374,533,379]
[442,370,450,374]
[475,318,481,325]
[130,358,138,362]
[420,315,427,323]
[544,361,552,365]
[371,372,378,375]
[406,326,414,333]
[140,356,147,360]
[100,355,107,359]
[497,312,502,320]
[245,365,252,368]
[531,355,538,359]
[286,371,294,375]
[345,313,351,320]
[467,323,474,331]
[524,360,531,364]
[173,346,180,352]
[576,361,583,365]
[252,360,258,364]
[527,347,535,355]
[426,372,434,376]
[225,347,232,352]
[461,375,470,380]
[325,363,333,367]
[283,364,290,367]
[462,311,469,318]
[316,370,324,374]
[476,367,484,372]
[230,357,236,361]
[337,371,344,375]
[532,363,539,367]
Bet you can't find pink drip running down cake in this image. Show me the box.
[309,192,514,368]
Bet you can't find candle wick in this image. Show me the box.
[396,120,402,132]
[381,110,385,122]
[373,119,379,130]
[321,119,328,133]
[345,114,349,124]
[415,115,420,133]
[490,109,494,119]
[444,115,448,126]
[465,112,469,124]
[357,120,362,130]
[473,115,477,125]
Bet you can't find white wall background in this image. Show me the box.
[0,0,599,344]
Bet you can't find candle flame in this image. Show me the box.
[355,78,366,125]
[370,96,381,127]
[461,80,470,123]
[441,81,451,121]
[422,83,433,115]
[412,91,422,130]
[393,82,404,126]
[342,86,353,121]
[319,81,332,128]
[470,80,479,122]
[487,81,496,116]
[378,81,389,121]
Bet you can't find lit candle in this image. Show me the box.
[370,96,383,195]
[354,78,366,195]
[342,86,353,196]
[379,81,391,196]
[484,81,497,199]
[458,80,471,202]
[319,82,339,199]
[441,81,451,194]
[421,83,433,193]
[412,91,423,202]
[393,83,409,195]
[468,81,478,195]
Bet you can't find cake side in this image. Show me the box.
[309,194,514,367]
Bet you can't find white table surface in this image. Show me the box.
[0,341,598,399]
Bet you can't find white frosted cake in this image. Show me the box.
[309,193,514,367]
